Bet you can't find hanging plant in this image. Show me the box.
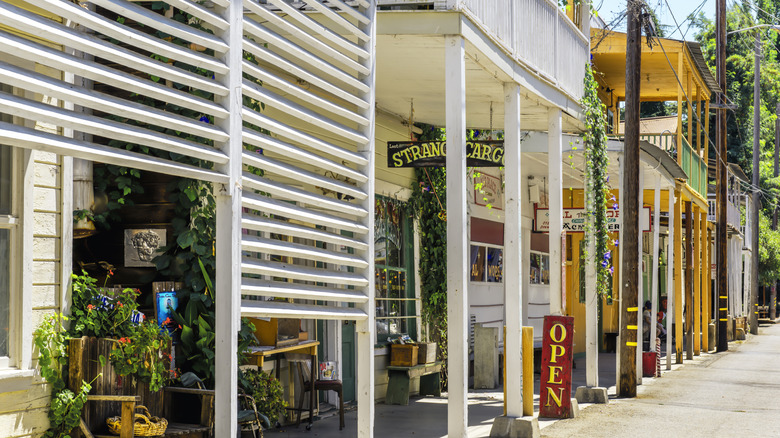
[582,64,613,298]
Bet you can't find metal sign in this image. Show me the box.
[386,140,504,168]
[539,315,575,419]
[533,206,652,233]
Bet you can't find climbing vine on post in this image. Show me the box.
[582,64,613,297]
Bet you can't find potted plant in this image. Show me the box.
[239,368,288,429]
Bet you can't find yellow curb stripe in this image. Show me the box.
[720,296,728,299]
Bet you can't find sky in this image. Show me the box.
[594,0,716,41]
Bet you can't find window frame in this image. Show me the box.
[469,242,503,284]
[374,196,418,344]
[0,144,21,370]
[529,250,550,286]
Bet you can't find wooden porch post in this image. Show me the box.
[445,34,468,438]
[549,109,563,316]
[685,201,693,361]
[503,82,524,416]
[666,188,675,369]
[677,55,684,167]
[674,191,683,364]
[704,225,711,352]
[687,69,693,148]
[704,99,711,162]
[693,205,701,356]
[636,171,644,384]
[214,0,244,435]
[650,177,661,353]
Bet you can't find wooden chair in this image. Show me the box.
[285,353,344,431]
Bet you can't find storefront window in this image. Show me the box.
[530,251,550,285]
[375,197,417,341]
[470,244,502,283]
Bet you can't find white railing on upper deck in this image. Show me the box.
[378,0,588,100]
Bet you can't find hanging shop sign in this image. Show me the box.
[533,206,651,233]
[386,140,504,168]
[539,315,575,419]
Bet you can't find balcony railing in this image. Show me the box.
[640,133,708,197]
[707,196,743,237]
[378,0,588,100]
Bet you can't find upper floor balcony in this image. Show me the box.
[641,133,708,197]
[376,0,589,129]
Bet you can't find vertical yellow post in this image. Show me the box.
[613,100,621,135]
[704,226,711,352]
[701,216,709,353]
[696,87,702,155]
[674,190,684,363]
[704,99,711,162]
[677,55,684,167]
[693,206,701,356]
[687,68,694,148]
[523,327,534,416]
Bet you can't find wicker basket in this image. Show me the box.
[107,405,168,436]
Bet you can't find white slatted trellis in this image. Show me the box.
[0,0,375,435]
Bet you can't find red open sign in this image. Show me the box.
[539,315,574,418]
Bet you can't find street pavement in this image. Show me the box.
[264,323,780,437]
[542,322,780,438]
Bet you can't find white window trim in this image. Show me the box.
[468,242,504,284]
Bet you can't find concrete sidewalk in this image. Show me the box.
[263,340,712,437]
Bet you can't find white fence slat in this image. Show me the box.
[241,37,368,110]
[322,0,371,26]
[242,278,369,303]
[241,299,368,321]
[242,110,367,166]
[0,122,226,183]
[242,61,369,126]
[0,92,228,165]
[241,213,368,251]
[241,133,367,185]
[0,61,228,143]
[304,0,370,43]
[241,234,369,268]
[241,256,369,287]
[242,17,369,94]
[0,30,226,118]
[242,172,367,217]
[242,151,366,201]
[89,0,229,53]
[241,80,367,144]
[264,0,369,59]
[33,0,229,74]
[242,191,369,234]
[243,0,369,75]
[164,0,230,31]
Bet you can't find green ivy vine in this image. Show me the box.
[582,64,613,298]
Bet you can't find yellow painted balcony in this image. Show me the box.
[639,133,708,197]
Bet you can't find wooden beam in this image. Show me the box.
[693,206,701,356]
[677,54,684,167]
[445,34,468,438]
[685,201,693,361]
[687,70,693,148]
[675,191,683,363]
[666,188,675,369]
[503,81,524,416]
[704,99,711,161]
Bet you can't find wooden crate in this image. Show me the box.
[417,342,437,364]
[390,344,418,367]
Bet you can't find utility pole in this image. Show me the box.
[716,0,729,352]
[750,32,760,335]
[619,0,641,397]
[772,103,779,320]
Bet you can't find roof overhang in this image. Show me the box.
[376,11,585,131]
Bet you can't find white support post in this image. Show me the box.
[503,82,523,417]
[445,35,468,438]
[214,1,243,436]
[650,177,661,352]
[585,215,597,387]
[548,109,563,316]
[356,1,377,435]
[636,169,644,384]
[523,226,531,327]
[666,188,674,369]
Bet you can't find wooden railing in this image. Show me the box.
[378,0,589,100]
[639,133,708,197]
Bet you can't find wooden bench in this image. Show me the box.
[385,362,443,405]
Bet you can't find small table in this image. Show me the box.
[385,361,443,405]
[249,341,320,422]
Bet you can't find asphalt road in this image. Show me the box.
[541,323,780,438]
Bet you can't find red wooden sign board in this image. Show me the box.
[539,315,575,418]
